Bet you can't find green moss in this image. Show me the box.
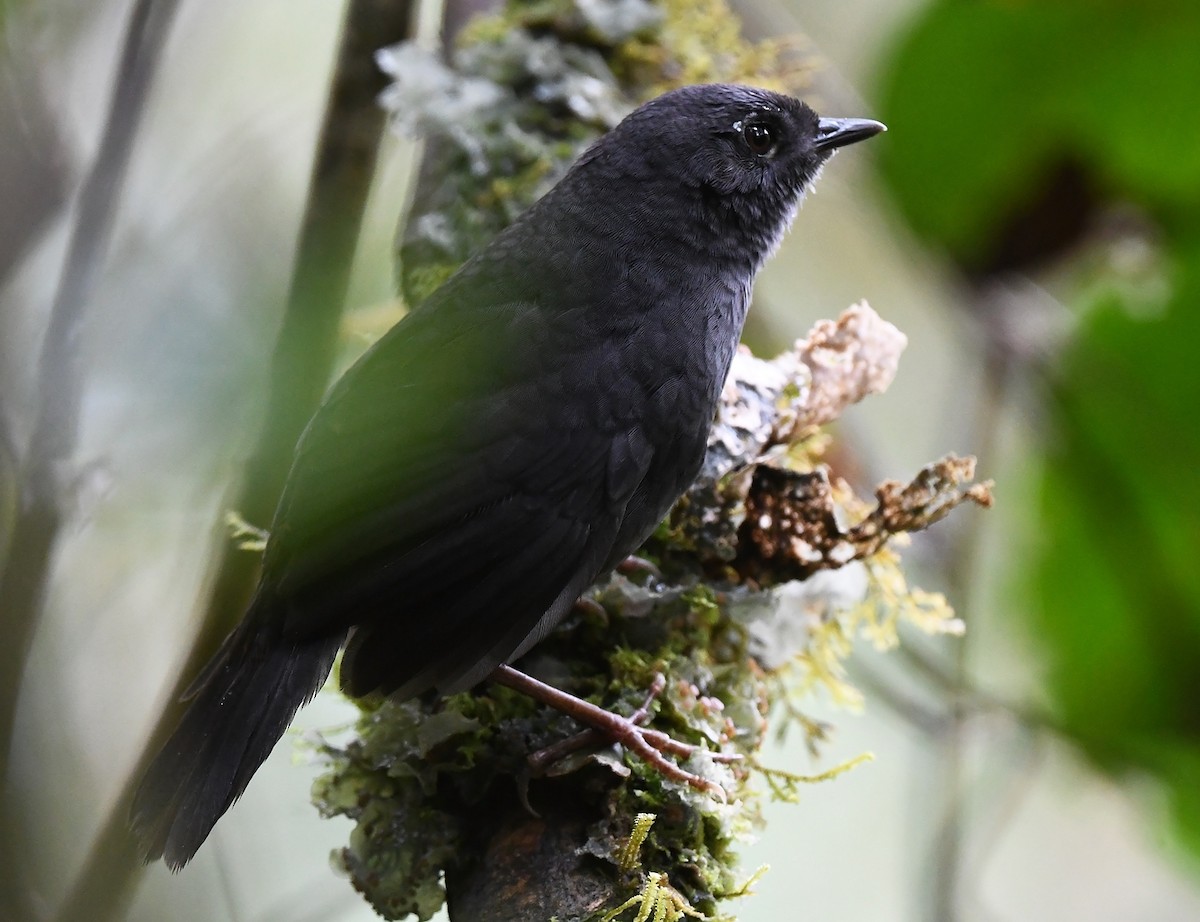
[314,453,975,921]
[400,265,458,310]
[312,705,463,921]
[312,340,984,919]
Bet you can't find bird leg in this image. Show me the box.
[489,664,739,798]
[523,673,668,773]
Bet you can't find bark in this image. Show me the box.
[446,803,618,922]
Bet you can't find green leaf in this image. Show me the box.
[878,0,1200,864]
[1034,231,1200,856]
[877,0,1200,260]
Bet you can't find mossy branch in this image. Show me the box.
[312,303,990,921]
[310,2,992,920]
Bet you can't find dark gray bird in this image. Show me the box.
[131,83,884,869]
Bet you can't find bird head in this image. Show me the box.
[581,84,886,265]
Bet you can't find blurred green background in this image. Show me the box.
[1,0,1198,920]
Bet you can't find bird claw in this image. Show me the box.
[601,718,732,798]
[572,596,609,620]
[616,554,663,582]
[513,669,739,798]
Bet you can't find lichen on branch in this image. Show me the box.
[312,305,991,922]
[377,0,807,306]
[312,3,992,921]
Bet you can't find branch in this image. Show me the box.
[195,0,417,661]
[52,3,415,921]
[313,310,991,922]
[445,803,619,921]
[313,7,993,921]
[0,3,184,919]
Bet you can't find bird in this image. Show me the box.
[130,82,884,870]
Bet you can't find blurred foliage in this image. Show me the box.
[0,424,12,568]
[877,0,1200,866]
[876,0,1200,266]
[1041,232,1200,859]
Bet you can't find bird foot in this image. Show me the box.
[615,554,663,582]
[491,665,739,798]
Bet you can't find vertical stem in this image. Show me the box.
[51,3,416,921]
[0,2,184,920]
[138,0,418,782]
[929,343,1009,922]
[195,0,416,669]
[0,31,69,285]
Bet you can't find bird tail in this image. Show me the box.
[130,597,342,870]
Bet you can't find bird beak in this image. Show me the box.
[814,117,887,152]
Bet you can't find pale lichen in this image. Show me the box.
[377,0,808,306]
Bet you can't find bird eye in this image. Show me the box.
[742,121,777,156]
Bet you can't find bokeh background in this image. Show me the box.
[2,0,1198,920]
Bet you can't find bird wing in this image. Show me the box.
[259,295,651,696]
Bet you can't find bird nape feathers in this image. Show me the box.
[130,83,884,870]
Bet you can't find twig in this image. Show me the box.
[928,344,1009,922]
[843,658,947,736]
[0,36,69,284]
[0,3,184,920]
[196,0,416,656]
[894,635,1065,736]
[962,729,1048,922]
[52,3,414,921]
